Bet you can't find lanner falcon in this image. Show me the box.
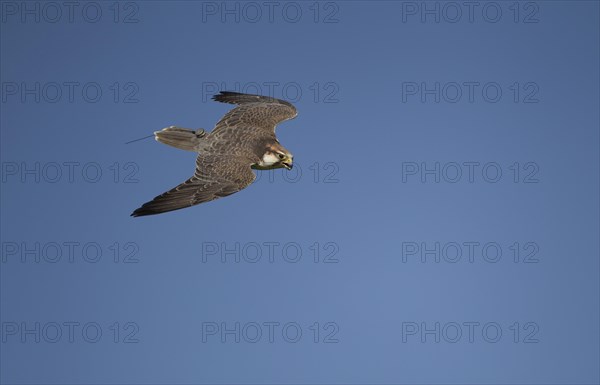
[131,91,297,217]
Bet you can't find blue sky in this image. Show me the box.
[1,1,599,383]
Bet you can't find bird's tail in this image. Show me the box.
[154,126,206,152]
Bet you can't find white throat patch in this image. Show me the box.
[258,153,280,167]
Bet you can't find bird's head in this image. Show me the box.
[259,143,293,170]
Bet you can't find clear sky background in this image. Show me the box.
[1,1,599,384]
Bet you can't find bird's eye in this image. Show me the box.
[277,153,285,159]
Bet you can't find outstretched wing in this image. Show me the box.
[210,91,298,135]
[131,155,255,217]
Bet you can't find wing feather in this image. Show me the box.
[210,91,297,135]
[131,155,255,217]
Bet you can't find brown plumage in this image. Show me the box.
[131,91,298,217]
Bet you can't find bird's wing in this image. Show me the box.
[210,91,298,135]
[131,154,255,217]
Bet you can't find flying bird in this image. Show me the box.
[131,91,297,217]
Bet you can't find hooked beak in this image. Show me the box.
[282,156,293,170]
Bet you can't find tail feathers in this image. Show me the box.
[154,126,206,152]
